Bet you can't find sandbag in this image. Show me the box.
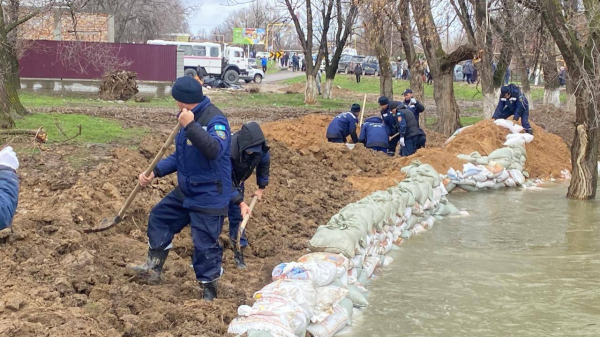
[488,147,514,161]
[272,261,338,286]
[416,164,441,187]
[347,284,368,308]
[462,163,483,178]
[238,295,310,336]
[307,304,348,337]
[445,202,461,215]
[504,178,517,187]
[508,169,526,185]
[475,180,496,189]
[313,285,349,323]
[494,170,510,182]
[338,297,354,326]
[228,315,296,337]
[308,226,363,258]
[363,256,379,278]
[298,252,350,270]
[256,280,317,318]
[457,184,481,192]
[494,118,524,133]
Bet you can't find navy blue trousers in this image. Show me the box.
[147,188,224,283]
[400,136,418,157]
[328,138,344,143]
[367,146,388,153]
[228,184,247,247]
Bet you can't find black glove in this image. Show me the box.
[514,117,520,122]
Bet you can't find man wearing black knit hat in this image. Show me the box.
[128,76,232,301]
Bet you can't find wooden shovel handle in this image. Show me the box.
[117,123,182,218]
[237,195,259,250]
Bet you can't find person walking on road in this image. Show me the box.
[129,76,232,301]
[261,57,268,73]
[355,63,363,83]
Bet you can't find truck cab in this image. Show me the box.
[147,40,247,84]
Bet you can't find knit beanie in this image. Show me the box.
[171,76,204,104]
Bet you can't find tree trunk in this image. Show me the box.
[0,44,27,122]
[541,30,560,107]
[475,0,495,119]
[305,75,318,105]
[368,1,392,99]
[434,71,462,135]
[322,78,334,100]
[398,0,424,100]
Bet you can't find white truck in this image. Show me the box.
[147,40,248,84]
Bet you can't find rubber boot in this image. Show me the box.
[526,129,533,135]
[234,247,247,269]
[199,280,218,301]
[127,249,168,284]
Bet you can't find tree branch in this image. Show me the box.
[441,44,478,71]
[5,9,42,34]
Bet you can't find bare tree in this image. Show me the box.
[387,0,424,103]
[526,0,600,199]
[321,0,358,99]
[540,25,560,106]
[0,1,57,128]
[282,0,332,104]
[365,0,393,98]
[410,0,477,135]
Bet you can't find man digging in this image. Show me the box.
[128,76,232,301]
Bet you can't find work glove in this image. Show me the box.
[399,137,405,147]
[0,146,19,171]
[410,98,417,105]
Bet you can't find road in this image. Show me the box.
[262,70,304,83]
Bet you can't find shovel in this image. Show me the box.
[237,195,259,251]
[84,123,182,233]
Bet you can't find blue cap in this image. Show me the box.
[351,103,361,112]
[171,76,204,104]
[402,88,413,95]
[378,96,390,106]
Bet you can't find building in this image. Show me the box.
[20,7,114,42]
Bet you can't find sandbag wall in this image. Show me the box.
[228,162,464,337]
[444,119,536,193]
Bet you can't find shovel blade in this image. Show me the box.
[83,216,122,233]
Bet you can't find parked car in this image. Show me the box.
[362,56,379,76]
[337,54,353,73]
[241,58,264,84]
[338,55,364,74]
[454,64,464,82]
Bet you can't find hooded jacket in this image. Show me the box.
[390,102,420,139]
[230,122,270,204]
[358,116,389,149]
[326,112,359,143]
[493,84,529,120]
[0,166,18,230]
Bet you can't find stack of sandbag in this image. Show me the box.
[228,161,464,337]
[444,119,534,193]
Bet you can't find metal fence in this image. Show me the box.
[19,40,178,82]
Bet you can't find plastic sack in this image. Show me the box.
[475,180,496,189]
[238,295,310,336]
[458,184,480,192]
[298,252,350,269]
[272,261,338,287]
[307,304,348,337]
[228,315,296,337]
[347,284,368,308]
[494,170,510,182]
[313,285,349,323]
[507,132,534,143]
[488,148,514,161]
[504,178,517,187]
[508,169,526,185]
[363,256,379,278]
[338,297,354,326]
[503,136,526,147]
[462,163,483,178]
[494,118,524,133]
[307,225,362,258]
[379,255,394,267]
[255,280,317,318]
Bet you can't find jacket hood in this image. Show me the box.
[236,121,267,153]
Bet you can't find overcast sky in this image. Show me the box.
[186,0,251,34]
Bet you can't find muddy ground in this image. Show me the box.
[0,100,572,336]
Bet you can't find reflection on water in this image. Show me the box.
[347,183,600,337]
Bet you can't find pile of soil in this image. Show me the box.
[0,109,573,336]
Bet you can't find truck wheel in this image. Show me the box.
[224,69,239,84]
[184,69,197,77]
[254,74,263,84]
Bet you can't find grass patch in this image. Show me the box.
[426,116,483,128]
[19,92,176,109]
[224,92,380,110]
[14,113,147,144]
[284,74,558,103]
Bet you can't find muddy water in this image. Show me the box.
[347,183,600,336]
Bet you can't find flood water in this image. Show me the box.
[347,183,600,336]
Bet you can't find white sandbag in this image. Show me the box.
[363,256,379,278]
[350,254,364,270]
[256,280,317,318]
[445,202,461,215]
[508,169,526,185]
[462,163,483,178]
[492,182,506,189]
[445,182,456,193]
[455,178,476,186]
[447,167,458,180]
[313,285,349,323]
[298,252,350,270]
[357,268,368,286]
[508,162,524,172]
[503,136,526,147]
[472,171,491,182]
[346,285,368,308]
[238,296,310,336]
[475,156,490,165]
[488,147,514,161]
[401,229,413,239]
[307,304,348,337]
[494,170,510,182]
[494,118,524,133]
[475,180,496,189]
[458,184,481,192]
[504,178,517,187]
[338,297,354,326]
[272,261,338,287]
[228,315,296,337]
[379,255,394,267]
[416,164,441,187]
